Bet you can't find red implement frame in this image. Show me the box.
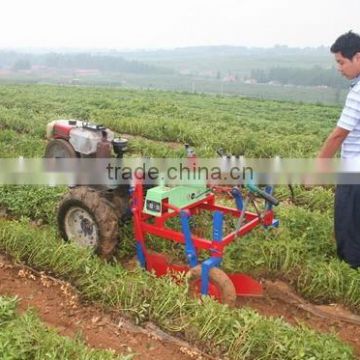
[132,182,276,298]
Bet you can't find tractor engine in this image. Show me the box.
[45,119,131,259]
[45,119,128,158]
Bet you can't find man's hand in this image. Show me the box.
[318,126,349,158]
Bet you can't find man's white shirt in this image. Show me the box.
[337,74,360,158]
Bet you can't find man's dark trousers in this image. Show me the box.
[335,184,360,268]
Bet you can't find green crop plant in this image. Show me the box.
[0,83,358,357]
[0,185,66,224]
[0,84,340,158]
[297,260,360,309]
[0,296,130,359]
[0,219,355,359]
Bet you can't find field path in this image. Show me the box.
[237,280,360,356]
[1,251,360,358]
[0,254,207,360]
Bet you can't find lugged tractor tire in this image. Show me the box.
[57,186,119,259]
[45,139,77,158]
[106,185,131,223]
[90,185,132,224]
[187,264,237,307]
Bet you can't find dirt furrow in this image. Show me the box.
[0,254,207,360]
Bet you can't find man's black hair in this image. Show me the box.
[331,31,360,59]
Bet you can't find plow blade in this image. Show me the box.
[144,252,263,297]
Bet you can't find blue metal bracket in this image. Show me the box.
[263,185,280,229]
[212,210,223,250]
[230,187,243,211]
[200,257,222,295]
[263,218,280,229]
[201,211,224,295]
[136,242,146,268]
[180,210,198,268]
[265,185,274,210]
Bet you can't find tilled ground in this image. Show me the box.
[237,280,360,357]
[0,254,207,360]
[1,252,360,358]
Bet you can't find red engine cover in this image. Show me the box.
[53,121,76,139]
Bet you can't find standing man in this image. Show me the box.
[318,31,360,268]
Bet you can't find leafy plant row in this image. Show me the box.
[0,296,128,359]
[0,219,354,359]
[0,84,340,157]
[1,184,357,313]
[141,202,360,312]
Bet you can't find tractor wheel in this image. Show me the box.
[94,185,131,223]
[187,265,237,307]
[57,186,119,259]
[45,139,77,158]
[112,186,132,222]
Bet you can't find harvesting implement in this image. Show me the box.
[132,180,278,306]
[46,119,279,306]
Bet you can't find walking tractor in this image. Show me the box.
[46,119,280,307]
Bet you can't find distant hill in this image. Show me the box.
[112,45,334,76]
[0,46,347,105]
[111,45,329,59]
[0,51,172,74]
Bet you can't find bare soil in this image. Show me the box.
[0,254,207,360]
[237,280,360,357]
[1,252,360,358]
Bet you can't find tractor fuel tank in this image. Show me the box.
[46,120,114,156]
[69,127,114,155]
[46,119,82,140]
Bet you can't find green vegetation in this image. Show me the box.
[251,66,347,88]
[0,46,348,104]
[0,83,340,157]
[0,185,65,223]
[0,83,358,357]
[0,220,354,359]
[0,296,129,359]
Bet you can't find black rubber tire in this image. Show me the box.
[45,139,77,158]
[188,264,237,307]
[57,186,119,259]
[111,185,131,222]
[92,185,131,223]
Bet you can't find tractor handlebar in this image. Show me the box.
[246,184,279,206]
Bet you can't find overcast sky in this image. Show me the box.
[1,0,359,50]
